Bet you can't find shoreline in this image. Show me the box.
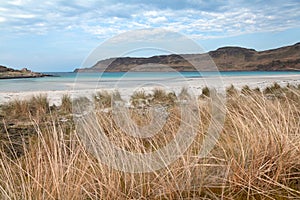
[1,74,299,106]
[0,74,53,80]
[0,65,54,80]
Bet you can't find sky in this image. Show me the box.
[0,0,299,72]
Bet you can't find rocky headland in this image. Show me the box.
[0,65,51,79]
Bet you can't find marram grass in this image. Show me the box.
[0,84,299,199]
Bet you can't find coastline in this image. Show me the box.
[0,65,53,80]
[1,74,299,106]
[0,74,52,79]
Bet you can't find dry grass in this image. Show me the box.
[94,90,123,109]
[226,84,239,98]
[130,90,150,107]
[151,88,177,106]
[1,95,50,122]
[60,94,72,114]
[0,84,299,199]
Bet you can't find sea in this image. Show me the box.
[0,71,299,92]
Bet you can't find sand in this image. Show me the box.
[0,74,299,106]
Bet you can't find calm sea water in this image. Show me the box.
[0,71,299,92]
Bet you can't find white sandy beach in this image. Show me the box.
[0,74,299,106]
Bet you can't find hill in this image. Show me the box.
[75,42,300,72]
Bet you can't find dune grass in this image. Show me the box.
[94,90,123,109]
[1,94,50,123]
[60,94,72,114]
[0,83,299,199]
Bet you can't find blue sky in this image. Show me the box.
[0,0,299,72]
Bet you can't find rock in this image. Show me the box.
[0,65,52,79]
[21,68,31,72]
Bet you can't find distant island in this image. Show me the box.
[75,42,300,72]
[0,65,51,79]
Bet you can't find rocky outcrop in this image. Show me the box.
[0,65,51,79]
[75,42,300,72]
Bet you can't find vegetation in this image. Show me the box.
[75,43,300,72]
[201,86,210,97]
[0,83,299,199]
[151,88,177,106]
[226,84,239,97]
[0,65,50,79]
[264,82,283,94]
[1,94,50,122]
[60,94,72,114]
[94,90,123,108]
[178,87,190,100]
[130,90,150,107]
[128,87,178,108]
[241,85,252,95]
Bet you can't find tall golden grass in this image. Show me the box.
[0,84,299,199]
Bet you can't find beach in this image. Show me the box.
[1,74,299,106]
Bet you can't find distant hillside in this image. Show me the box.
[0,65,50,79]
[75,42,300,72]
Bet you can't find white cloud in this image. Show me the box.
[144,11,160,17]
[7,0,27,6]
[0,0,299,40]
[0,16,6,22]
[10,13,36,19]
[148,16,168,24]
[0,7,8,12]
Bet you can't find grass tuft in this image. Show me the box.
[93,90,123,108]
[60,94,72,114]
[201,86,210,97]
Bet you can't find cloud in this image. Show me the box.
[120,0,227,12]
[148,16,168,24]
[0,17,6,22]
[0,0,299,40]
